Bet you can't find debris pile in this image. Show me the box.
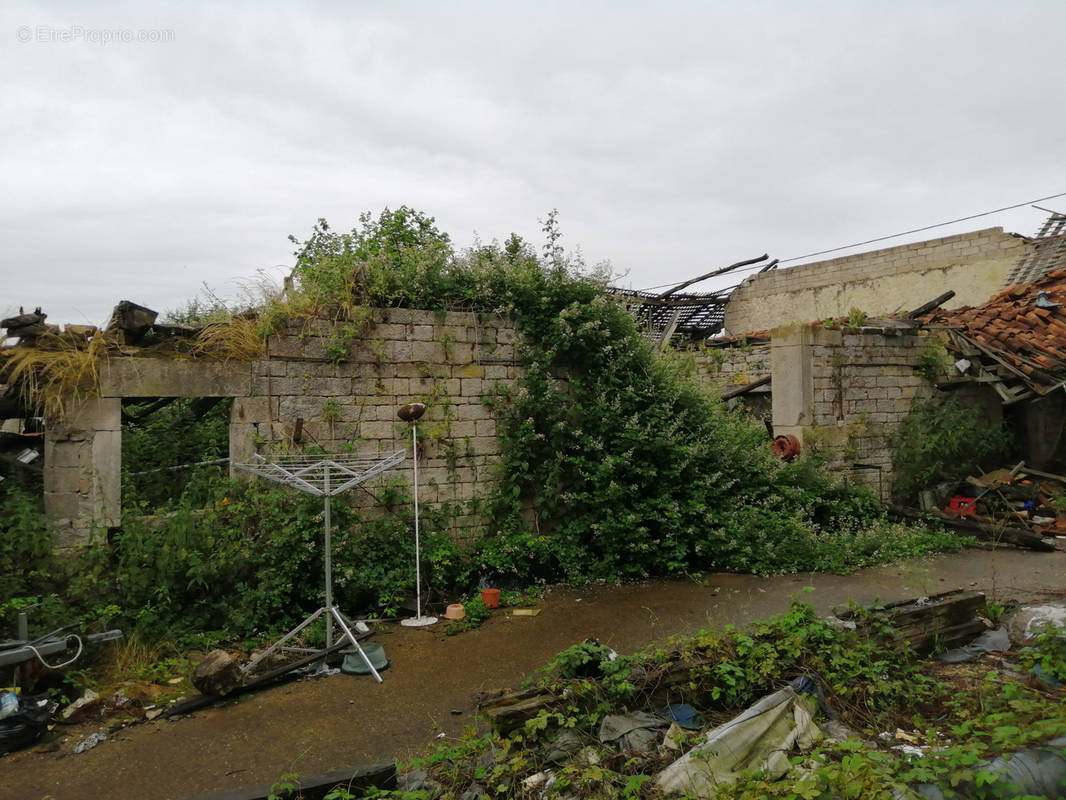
[393,598,1066,800]
[890,461,1066,552]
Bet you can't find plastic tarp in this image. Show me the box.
[598,711,669,753]
[656,687,821,797]
[910,736,1066,799]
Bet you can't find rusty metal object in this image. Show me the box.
[770,434,801,460]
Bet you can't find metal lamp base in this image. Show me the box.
[400,616,439,627]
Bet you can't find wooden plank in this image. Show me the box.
[888,505,1056,551]
[178,763,396,800]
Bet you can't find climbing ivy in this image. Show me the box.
[283,208,954,582]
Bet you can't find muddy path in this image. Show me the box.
[3,547,1065,800]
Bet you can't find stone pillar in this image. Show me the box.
[43,398,121,549]
[229,396,272,475]
[770,325,815,443]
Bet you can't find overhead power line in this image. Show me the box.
[635,190,1066,293]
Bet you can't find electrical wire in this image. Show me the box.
[24,635,84,669]
[634,190,1066,293]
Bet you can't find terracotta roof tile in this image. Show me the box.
[921,269,1066,391]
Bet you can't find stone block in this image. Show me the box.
[454,364,485,379]
[445,420,473,438]
[411,325,435,341]
[476,419,497,438]
[101,359,255,398]
[379,308,417,325]
[44,491,82,520]
[411,340,446,363]
[374,323,407,341]
[360,421,399,440]
[385,340,414,363]
[266,336,304,359]
[455,403,492,421]
[461,378,484,397]
[445,343,475,364]
[232,396,272,423]
[471,437,500,455]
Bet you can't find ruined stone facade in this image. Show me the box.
[769,324,1000,499]
[724,228,1028,336]
[46,309,522,547]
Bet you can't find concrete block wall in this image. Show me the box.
[807,327,933,496]
[770,324,999,499]
[43,397,121,550]
[724,228,1029,336]
[689,342,771,387]
[47,308,524,545]
[249,308,521,537]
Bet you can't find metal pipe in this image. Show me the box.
[324,465,333,650]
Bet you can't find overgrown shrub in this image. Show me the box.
[891,395,1012,504]
[2,207,971,644]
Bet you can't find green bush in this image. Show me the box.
[891,395,1012,504]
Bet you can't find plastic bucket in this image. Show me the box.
[481,588,501,608]
[341,642,389,675]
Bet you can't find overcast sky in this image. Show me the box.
[3,1,1065,328]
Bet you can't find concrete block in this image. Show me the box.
[449,420,476,438]
[360,421,399,440]
[385,340,414,363]
[461,378,484,396]
[454,364,485,379]
[100,359,255,398]
[411,340,446,363]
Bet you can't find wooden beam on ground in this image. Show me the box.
[888,505,1056,551]
[178,763,396,800]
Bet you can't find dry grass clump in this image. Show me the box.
[189,317,266,360]
[1,332,108,418]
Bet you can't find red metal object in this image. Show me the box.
[946,495,978,516]
[771,434,802,460]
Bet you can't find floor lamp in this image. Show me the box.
[398,402,438,627]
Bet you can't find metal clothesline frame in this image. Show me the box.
[233,450,406,682]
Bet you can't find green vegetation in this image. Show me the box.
[891,395,1012,504]
[2,207,969,650]
[273,602,1066,800]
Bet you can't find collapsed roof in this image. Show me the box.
[611,254,777,346]
[922,268,1066,404]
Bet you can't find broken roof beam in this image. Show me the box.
[721,375,771,400]
[907,290,956,319]
[656,254,769,299]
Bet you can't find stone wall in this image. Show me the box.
[769,324,1000,499]
[724,228,1029,335]
[689,341,771,387]
[47,308,523,545]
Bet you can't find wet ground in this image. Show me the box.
[4,546,1066,800]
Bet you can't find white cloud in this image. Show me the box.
[2,0,1063,325]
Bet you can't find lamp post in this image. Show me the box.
[398,402,438,627]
